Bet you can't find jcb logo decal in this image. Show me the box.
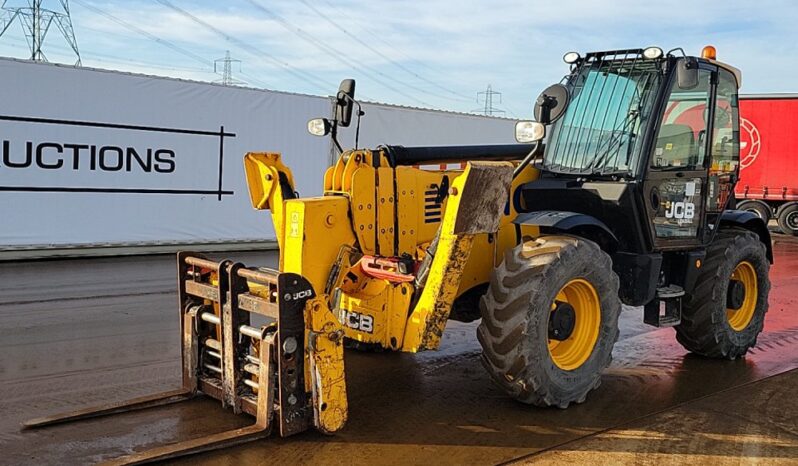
[665,201,695,223]
[283,289,313,301]
[341,310,374,333]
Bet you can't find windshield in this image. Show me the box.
[544,55,663,176]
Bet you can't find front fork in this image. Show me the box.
[24,252,347,465]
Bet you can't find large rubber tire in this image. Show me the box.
[737,200,772,222]
[478,236,621,408]
[676,229,770,359]
[777,202,798,236]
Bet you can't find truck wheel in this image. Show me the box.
[777,202,798,236]
[477,236,620,408]
[737,200,771,222]
[676,229,770,359]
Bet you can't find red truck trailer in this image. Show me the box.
[736,94,798,235]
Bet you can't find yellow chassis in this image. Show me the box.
[246,149,539,352]
[244,148,539,431]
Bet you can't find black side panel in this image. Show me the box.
[657,249,706,295]
[383,143,540,167]
[718,210,773,263]
[681,250,707,294]
[519,178,650,254]
[612,252,662,306]
[513,210,619,252]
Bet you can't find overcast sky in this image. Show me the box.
[1,0,796,117]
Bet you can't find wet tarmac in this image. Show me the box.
[2,238,798,465]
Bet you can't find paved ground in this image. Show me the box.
[1,238,798,465]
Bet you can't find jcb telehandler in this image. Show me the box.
[26,46,772,464]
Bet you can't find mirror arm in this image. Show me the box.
[513,140,541,179]
[330,121,344,154]
[339,93,365,150]
[354,102,363,150]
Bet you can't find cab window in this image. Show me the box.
[651,69,712,170]
[709,69,740,173]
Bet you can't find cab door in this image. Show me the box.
[643,65,716,249]
[703,68,741,240]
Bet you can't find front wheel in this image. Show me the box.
[676,229,770,359]
[478,236,621,408]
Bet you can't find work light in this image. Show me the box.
[563,52,581,64]
[643,46,663,59]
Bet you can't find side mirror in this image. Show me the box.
[677,57,699,90]
[534,84,569,125]
[515,121,545,143]
[335,79,356,127]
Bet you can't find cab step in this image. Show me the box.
[643,285,685,327]
[656,284,685,299]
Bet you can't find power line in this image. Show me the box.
[70,0,271,88]
[0,32,213,74]
[71,0,209,67]
[312,0,525,116]
[317,0,454,81]
[243,0,436,108]
[0,0,81,65]
[0,4,271,90]
[297,0,473,103]
[474,84,505,116]
[155,0,330,93]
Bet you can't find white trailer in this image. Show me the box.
[0,58,517,258]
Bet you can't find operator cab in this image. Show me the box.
[514,46,768,320]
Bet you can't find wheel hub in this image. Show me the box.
[548,301,576,341]
[547,278,601,371]
[726,261,758,332]
[726,279,745,310]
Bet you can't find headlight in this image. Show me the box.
[307,118,331,137]
[643,46,663,60]
[515,121,545,143]
[563,51,581,64]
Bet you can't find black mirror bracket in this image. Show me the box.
[534,84,570,126]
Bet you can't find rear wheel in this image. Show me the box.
[676,229,770,359]
[737,200,771,222]
[777,202,798,236]
[478,236,621,408]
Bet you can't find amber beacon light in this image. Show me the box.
[702,45,717,60]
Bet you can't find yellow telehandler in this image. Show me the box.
[25,46,772,464]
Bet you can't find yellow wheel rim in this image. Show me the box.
[548,278,601,371]
[726,261,758,331]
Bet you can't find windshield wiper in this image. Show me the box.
[586,109,640,172]
[653,165,696,171]
[590,169,631,177]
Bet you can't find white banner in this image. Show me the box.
[0,58,516,250]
